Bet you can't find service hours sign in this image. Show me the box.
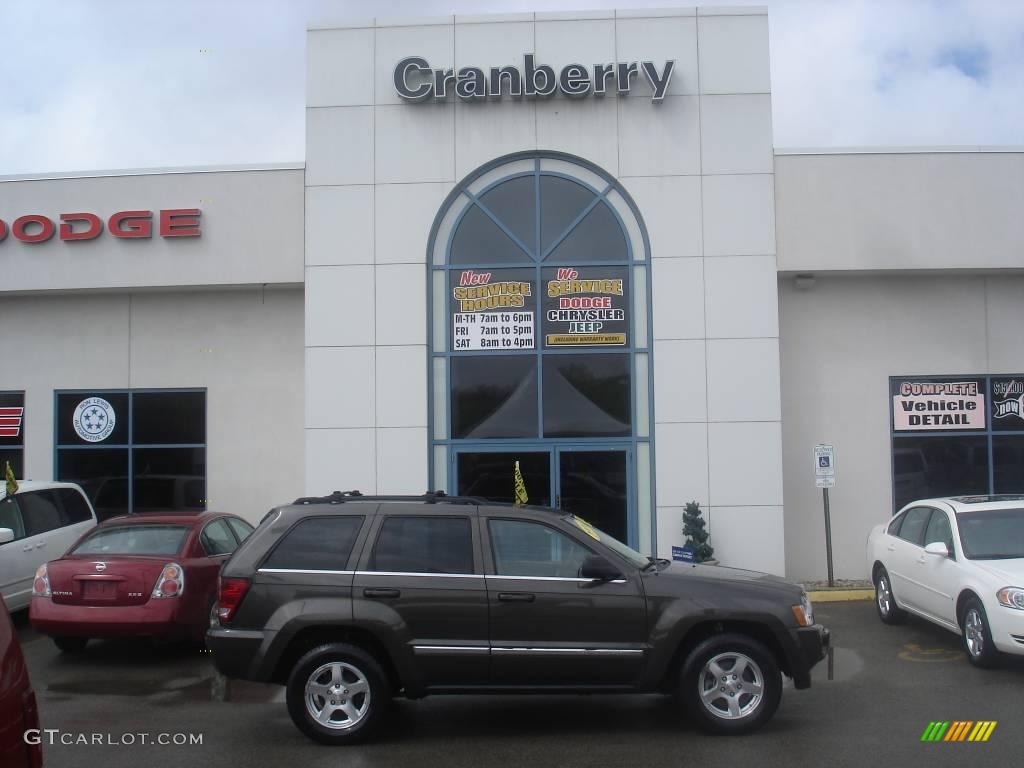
[451,269,535,351]
[542,266,628,347]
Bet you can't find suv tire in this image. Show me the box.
[960,597,1000,669]
[874,566,907,625]
[680,633,782,735]
[286,642,388,745]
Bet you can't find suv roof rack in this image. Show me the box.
[290,489,485,506]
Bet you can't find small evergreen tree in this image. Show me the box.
[682,501,714,563]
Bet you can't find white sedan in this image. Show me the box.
[866,496,1024,667]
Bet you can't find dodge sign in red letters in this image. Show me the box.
[0,209,201,243]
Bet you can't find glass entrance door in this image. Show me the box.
[555,448,630,544]
[453,445,632,545]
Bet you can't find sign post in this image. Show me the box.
[814,444,836,587]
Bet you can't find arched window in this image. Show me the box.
[427,153,656,552]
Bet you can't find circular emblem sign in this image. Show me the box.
[73,397,116,443]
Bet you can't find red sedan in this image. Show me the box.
[0,598,42,768]
[29,510,254,652]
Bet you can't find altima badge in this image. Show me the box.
[94,562,106,572]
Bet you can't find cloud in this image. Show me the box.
[0,0,1022,174]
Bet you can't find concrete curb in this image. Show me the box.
[806,589,874,603]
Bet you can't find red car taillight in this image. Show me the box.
[151,563,185,599]
[31,564,50,598]
[217,577,251,623]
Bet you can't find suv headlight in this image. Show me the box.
[792,592,814,627]
[996,587,1024,610]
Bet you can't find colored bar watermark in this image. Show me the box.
[921,721,996,742]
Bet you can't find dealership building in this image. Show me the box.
[2,6,1023,580]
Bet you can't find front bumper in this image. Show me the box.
[985,602,1024,656]
[29,595,197,639]
[788,624,830,689]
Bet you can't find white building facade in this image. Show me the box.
[2,7,1022,580]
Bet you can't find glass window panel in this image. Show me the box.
[56,392,129,445]
[0,392,24,448]
[896,507,931,545]
[133,447,206,512]
[605,189,645,260]
[457,451,551,506]
[451,356,538,439]
[957,508,1024,559]
[637,443,651,555]
[18,491,64,536]
[201,519,238,555]
[58,449,130,521]
[892,436,988,512]
[54,488,93,524]
[0,450,23,479]
[226,517,255,543]
[923,509,954,551]
[432,357,448,439]
[432,444,448,493]
[634,353,650,438]
[558,451,629,544]
[433,193,471,265]
[632,265,648,347]
[537,159,606,194]
[488,519,593,578]
[432,270,448,352]
[449,204,531,264]
[544,201,628,263]
[992,436,1024,494]
[543,354,631,438]
[72,524,190,556]
[263,516,364,571]
[0,497,25,540]
[539,175,598,255]
[479,175,536,255]
[466,159,535,196]
[133,391,205,444]
[369,516,473,574]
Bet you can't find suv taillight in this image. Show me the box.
[151,563,185,599]
[217,577,251,623]
[32,564,50,598]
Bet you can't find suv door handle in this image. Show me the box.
[498,592,535,603]
[363,588,401,599]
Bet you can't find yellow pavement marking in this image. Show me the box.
[806,589,874,602]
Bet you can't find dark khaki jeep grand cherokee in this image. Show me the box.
[208,492,829,745]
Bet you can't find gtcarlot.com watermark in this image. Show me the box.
[25,729,203,746]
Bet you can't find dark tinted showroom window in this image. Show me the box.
[0,392,25,478]
[891,436,988,512]
[369,516,473,574]
[451,356,537,438]
[56,390,206,519]
[543,353,631,437]
[263,517,364,571]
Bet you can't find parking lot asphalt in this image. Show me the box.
[13,601,1024,768]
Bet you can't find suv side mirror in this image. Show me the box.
[579,554,622,581]
[924,541,949,557]
[0,528,13,545]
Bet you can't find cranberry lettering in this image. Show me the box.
[0,209,201,244]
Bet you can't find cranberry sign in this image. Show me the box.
[0,209,201,244]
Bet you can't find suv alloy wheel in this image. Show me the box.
[680,634,782,735]
[286,643,388,745]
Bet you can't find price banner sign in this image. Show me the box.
[451,268,535,351]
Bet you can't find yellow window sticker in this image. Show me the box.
[571,515,601,541]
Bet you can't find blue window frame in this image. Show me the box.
[54,388,206,520]
[427,152,657,552]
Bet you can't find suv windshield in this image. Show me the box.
[565,514,649,569]
[956,508,1024,559]
[72,524,189,556]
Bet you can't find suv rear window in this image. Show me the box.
[262,516,364,571]
[73,524,189,555]
[369,516,473,575]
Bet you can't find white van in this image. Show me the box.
[0,482,97,612]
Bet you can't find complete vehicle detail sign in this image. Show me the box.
[451,269,535,351]
[543,266,627,347]
[892,379,985,431]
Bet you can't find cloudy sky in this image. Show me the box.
[0,0,1021,175]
